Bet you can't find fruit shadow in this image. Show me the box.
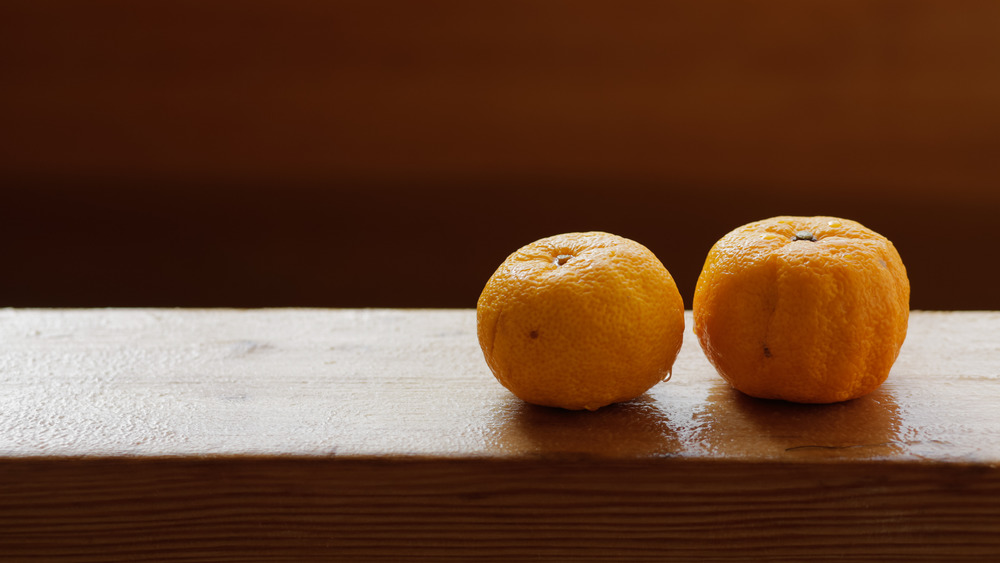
[693,382,904,459]
[490,393,681,458]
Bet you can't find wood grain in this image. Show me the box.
[1,458,997,562]
[1,309,999,560]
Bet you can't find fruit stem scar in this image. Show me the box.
[529,330,539,339]
[555,254,573,266]
[794,231,817,242]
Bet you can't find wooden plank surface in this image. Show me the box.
[1,309,999,561]
[1,308,998,460]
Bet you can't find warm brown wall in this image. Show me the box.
[2,1,999,309]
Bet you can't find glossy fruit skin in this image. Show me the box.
[693,216,909,404]
[477,232,685,411]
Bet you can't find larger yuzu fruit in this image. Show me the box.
[693,216,909,403]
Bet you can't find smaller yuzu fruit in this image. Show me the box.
[477,231,685,411]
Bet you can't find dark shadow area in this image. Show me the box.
[1,178,992,309]
[4,1,998,309]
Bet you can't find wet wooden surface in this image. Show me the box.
[1,309,999,561]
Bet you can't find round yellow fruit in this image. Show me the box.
[693,216,910,403]
[477,231,685,410]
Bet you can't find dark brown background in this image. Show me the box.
[2,1,998,309]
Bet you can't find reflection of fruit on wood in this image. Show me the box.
[477,232,685,411]
[694,382,904,458]
[494,395,681,457]
[693,216,910,404]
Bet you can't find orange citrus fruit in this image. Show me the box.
[477,232,685,411]
[693,216,909,403]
